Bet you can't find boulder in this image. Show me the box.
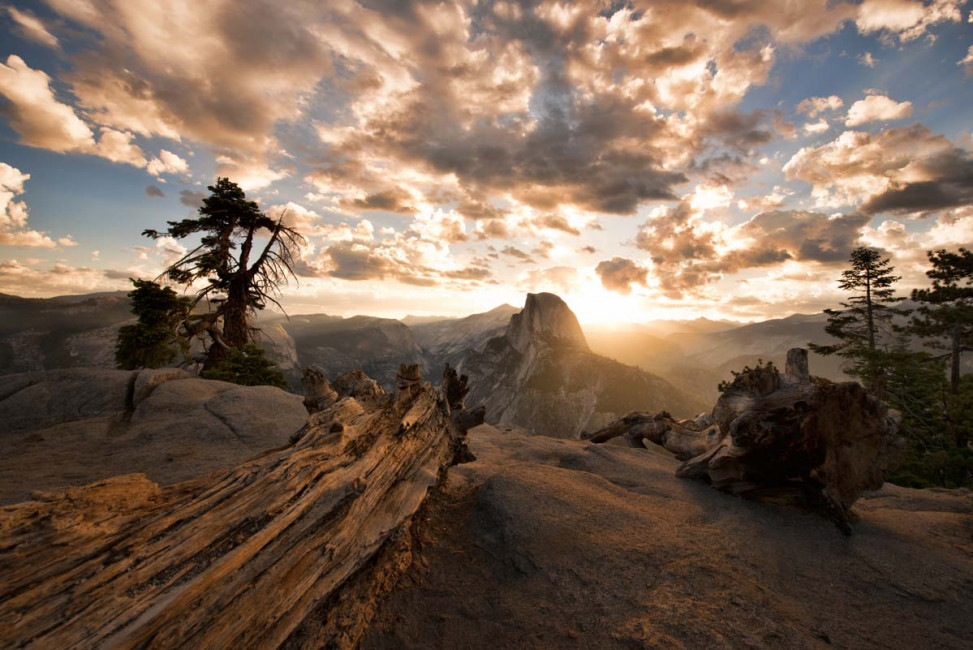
[0,368,308,504]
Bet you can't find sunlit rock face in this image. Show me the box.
[458,293,704,438]
[505,292,588,354]
[412,304,519,371]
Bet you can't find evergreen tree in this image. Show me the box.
[115,279,192,370]
[143,178,305,369]
[200,344,288,388]
[809,246,906,397]
[909,247,973,395]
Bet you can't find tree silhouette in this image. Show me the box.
[809,246,906,397]
[115,279,192,369]
[143,178,305,369]
[909,247,973,394]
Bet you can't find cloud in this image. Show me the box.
[500,246,535,264]
[797,95,844,118]
[595,257,649,295]
[267,201,375,242]
[522,266,579,293]
[11,0,928,226]
[0,162,30,231]
[7,7,59,48]
[959,45,973,75]
[803,119,830,135]
[858,52,877,68]
[214,154,286,190]
[784,124,973,214]
[0,56,162,171]
[147,150,189,178]
[179,189,207,208]
[0,161,76,248]
[95,128,147,167]
[531,213,581,236]
[855,0,963,42]
[633,198,870,296]
[145,185,166,198]
[734,210,870,264]
[845,94,913,126]
[0,55,94,152]
[0,259,122,297]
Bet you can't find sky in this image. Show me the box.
[0,0,972,324]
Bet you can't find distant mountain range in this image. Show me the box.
[2,289,914,437]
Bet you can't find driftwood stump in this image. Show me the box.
[586,349,902,532]
[0,366,472,648]
[301,367,339,413]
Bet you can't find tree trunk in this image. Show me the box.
[221,277,251,350]
[0,369,471,649]
[950,322,961,395]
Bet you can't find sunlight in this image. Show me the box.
[565,280,652,325]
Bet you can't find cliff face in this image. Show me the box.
[273,314,428,390]
[505,293,587,354]
[459,293,705,438]
[0,293,133,374]
[412,304,518,370]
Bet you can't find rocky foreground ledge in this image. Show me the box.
[0,366,477,648]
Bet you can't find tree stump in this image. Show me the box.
[301,367,339,413]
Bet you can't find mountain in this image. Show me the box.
[585,311,848,405]
[411,303,519,370]
[0,293,134,374]
[400,314,451,326]
[458,293,706,437]
[269,313,428,390]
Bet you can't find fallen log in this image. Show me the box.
[584,411,720,459]
[0,365,471,649]
[586,349,902,532]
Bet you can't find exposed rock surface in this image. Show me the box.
[0,367,472,649]
[0,368,308,504]
[361,426,973,649]
[411,304,519,370]
[505,292,588,354]
[458,293,705,437]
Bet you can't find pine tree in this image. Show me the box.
[909,248,973,395]
[143,178,305,369]
[200,344,288,389]
[115,279,192,370]
[809,246,906,397]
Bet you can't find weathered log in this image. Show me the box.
[0,366,469,649]
[677,350,902,532]
[301,367,339,413]
[584,411,720,459]
[332,369,387,404]
[586,349,902,532]
[394,363,423,404]
[442,363,470,411]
